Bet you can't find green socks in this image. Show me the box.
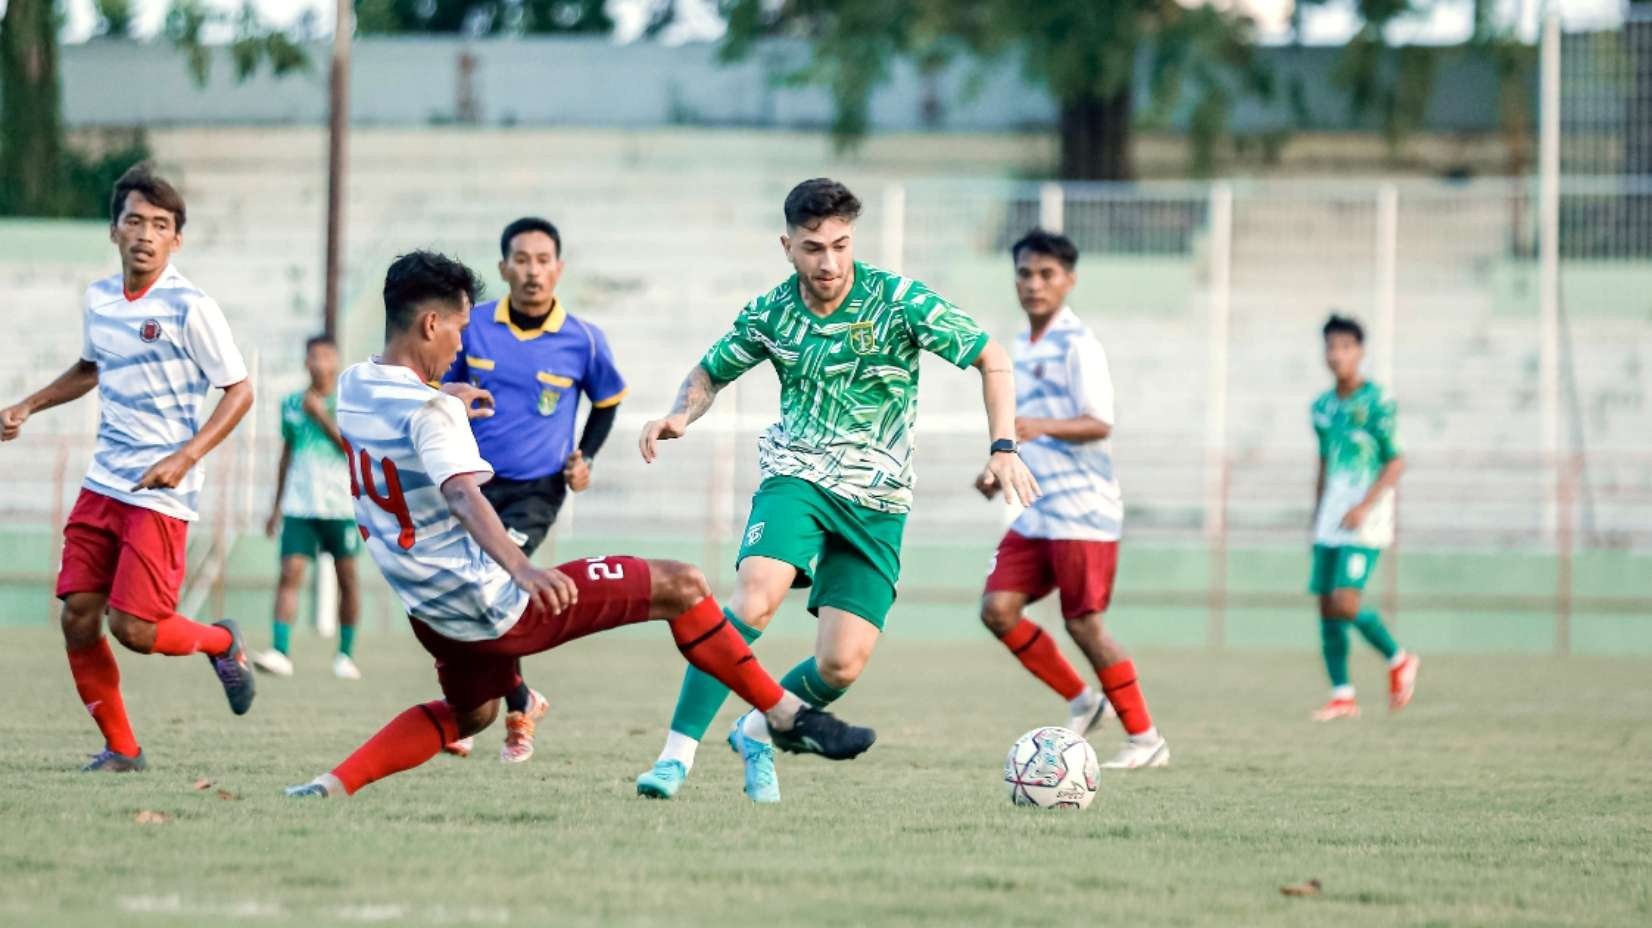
[1352,609,1399,660]
[1319,619,1350,689]
[779,657,849,707]
[272,620,292,656]
[667,608,762,741]
[338,624,357,659]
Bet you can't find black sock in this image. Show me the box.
[505,681,531,714]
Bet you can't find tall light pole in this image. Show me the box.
[323,0,353,339]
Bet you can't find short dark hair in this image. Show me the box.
[783,178,861,230]
[500,217,561,260]
[110,164,186,230]
[382,251,483,336]
[305,334,336,353]
[1323,314,1364,344]
[1011,228,1079,270]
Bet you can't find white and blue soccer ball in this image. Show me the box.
[1004,726,1100,809]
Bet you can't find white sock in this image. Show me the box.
[739,709,773,745]
[1130,726,1160,744]
[1068,687,1100,714]
[1332,684,1356,700]
[1388,650,1408,669]
[658,730,699,771]
[316,772,346,798]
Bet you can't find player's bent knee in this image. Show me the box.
[59,595,105,647]
[979,596,1019,635]
[455,700,500,738]
[648,560,712,616]
[107,611,155,654]
[816,654,865,689]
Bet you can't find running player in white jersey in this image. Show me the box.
[975,230,1168,770]
[0,166,257,772]
[284,251,875,798]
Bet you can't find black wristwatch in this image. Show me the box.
[990,438,1018,455]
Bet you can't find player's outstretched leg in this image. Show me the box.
[288,699,491,797]
[106,608,255,716]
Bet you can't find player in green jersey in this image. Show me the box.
[633,178,1040,802]
[1310,315,1419,721]
[253,335,364,680]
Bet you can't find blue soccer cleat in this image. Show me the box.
[81,748,146,773]
[728,715,780,804]
[635,759,687,799]
[208,619,256,716]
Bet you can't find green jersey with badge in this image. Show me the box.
[701,261,990,514]
[279,390,354,520]
[1311,381,1401,548]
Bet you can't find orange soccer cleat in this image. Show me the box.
[1389,653,1420,712]
[1312,697,1361,721]
[499,689,549,764]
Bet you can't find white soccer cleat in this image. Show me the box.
[443,737,475,758]
[1065,690,1114,736]
[251,649,294,677]
[1099,733,1170,770]
[332,654,362,680]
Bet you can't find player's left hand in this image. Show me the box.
[133,449,199,491]
[986,452,1040,508]
[0,402,29,441]
[563,451,591,492]
[1014,417,1046,443]
[440,382,496,419]
[1340,503,1369,530]
[301,390,329,422]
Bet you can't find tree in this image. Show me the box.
[354,0,614,35]
[717,0,1267,180]
[0,0,66,215]
[165,1,313,86]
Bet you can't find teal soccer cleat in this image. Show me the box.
[635,759,687,799]
[728,715,780,804]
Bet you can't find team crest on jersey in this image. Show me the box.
[536,388,561,416]
[846,321,877,356]
[745,521,766,547]
[139,319,162,342]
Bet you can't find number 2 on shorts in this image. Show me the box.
[586,557,624,581]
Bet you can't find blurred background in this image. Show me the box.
[0,0,1647,655]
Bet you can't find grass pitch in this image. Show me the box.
[1,626,1649,927]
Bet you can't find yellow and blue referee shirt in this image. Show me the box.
[442,296,627,481]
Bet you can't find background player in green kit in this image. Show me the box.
[633,178,1040,802]
[254,335,364,680]
[1310,315,1420,721]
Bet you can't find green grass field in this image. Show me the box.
[1,627,1649,927]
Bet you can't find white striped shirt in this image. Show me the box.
[1009,306,1123,542]
[81,265,247,521]
[337,360,528,641]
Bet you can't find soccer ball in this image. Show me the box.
[1004,726,1100,809]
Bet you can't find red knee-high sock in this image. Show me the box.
[331,700,459,796]
[998,619,1087,701]
[150,614,232,656]
[67,639,140,757]
[670,596,784,712]
[1099,659,1153,736]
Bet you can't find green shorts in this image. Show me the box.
[736,476,906,630]
[279,516,361,561]
[1309,544,1381,595]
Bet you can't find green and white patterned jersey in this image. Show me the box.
[1312,381,1402,548]
[279,390,354,520]
[701,261,990,514]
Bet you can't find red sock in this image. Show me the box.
[670,596,784,712]
[66,639,141,757]
[998,619,1087,701]
[150,614,232,656]
[332,700,458,796]
[1099,659,1153,736]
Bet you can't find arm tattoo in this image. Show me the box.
[669,365,723,424]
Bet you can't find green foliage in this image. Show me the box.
[93,0,135,38]
[354,0,614,35]
[0,0,65,215]
[166,0,314,87]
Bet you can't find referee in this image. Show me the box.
[439,216,627,764]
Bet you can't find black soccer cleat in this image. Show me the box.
[207,619,256,716]
[769,706,876,760]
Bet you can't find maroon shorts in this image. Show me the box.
[55,488,189,622]
[411,556,653,711]
[983,531,1119,620]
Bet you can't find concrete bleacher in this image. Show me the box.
[2,126,1649,553]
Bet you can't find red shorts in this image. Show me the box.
[55,488,189,622]
[411,556,653,711]
[983,531,1119,620]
